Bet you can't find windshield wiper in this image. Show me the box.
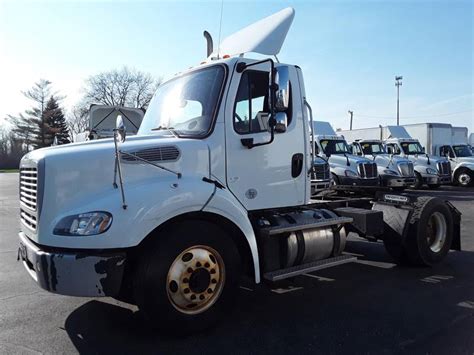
[151,126,179,138]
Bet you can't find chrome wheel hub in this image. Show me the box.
[426,212,447,253]
[459,173,471,185]
[167,245,225,314]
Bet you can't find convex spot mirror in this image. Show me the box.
[274,112,287,133]
[115,115,126,143]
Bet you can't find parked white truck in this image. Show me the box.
[74,105,145,142]
[18,8,462,334]
[312,121,379,187]
[402,123,474,187]
[340,130,415,190]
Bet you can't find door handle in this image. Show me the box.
[291,153,304,178]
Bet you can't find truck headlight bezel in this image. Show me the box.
[344,170,358,177]
[426,168,438,175]
[54,211,113,236]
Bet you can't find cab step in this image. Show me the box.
[263,255,357,282]
[259,216,353,236]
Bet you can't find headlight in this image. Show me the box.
[383,169,399,175]
[426,168,438,175]
[54,212,112,236]
[345,170,358,177]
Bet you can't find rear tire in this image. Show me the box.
[134,220,241,334]
[383,196,453,265]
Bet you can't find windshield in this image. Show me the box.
[320,139,351,155]
[360,142,386,155]
[453,145,473,157]
[400,141,424,155]
[138,65,225,137]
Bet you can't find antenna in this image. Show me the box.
[217,0,224,59]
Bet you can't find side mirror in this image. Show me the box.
[115,115,126,143]
[274,112,287,133]
[421,146,426,153]
[273,66,290,112]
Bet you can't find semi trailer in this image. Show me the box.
[312,121,379,187]
[402,123,474,187]
[18,8,462,334]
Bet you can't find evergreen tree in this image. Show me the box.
[43,96,70,145]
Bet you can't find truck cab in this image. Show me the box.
[437,144,474,186]
[384,138,451,189]
[349,139,415,189]
[312,122,379,187]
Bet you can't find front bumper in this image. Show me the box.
[338,176,379,187]
[18,232,125,297]
[421,175,451,185]
[382,175,416,187]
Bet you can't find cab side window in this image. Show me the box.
[234,70,270,134]
[440,145,454,158]
[387,144,400,155]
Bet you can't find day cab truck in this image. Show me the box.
[402,123,474,187]
[74,105,144,142]
[17,8,462,334]
[312,121,379,187]
[340,130,415,190]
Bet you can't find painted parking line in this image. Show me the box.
[271,286,303,294]
[354,259,396,269]
[239,286,254,292]
[303,274,335,282]
[420,275,454,284]
[458,301,474,309]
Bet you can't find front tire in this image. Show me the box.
[412,172,423,189]
[134,220,241,334]
[455,169,473,187]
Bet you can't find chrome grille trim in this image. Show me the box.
[437,161,451,176]
[398,162,415,177]
[122,146,180,163]
[311,162,330,181]
[20,168,37,211]
[358,162,377,179]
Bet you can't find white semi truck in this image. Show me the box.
[18,8,462,334]
[74,105,145,142]
[340,130,415,190]
[402,123,474,187]
[312,121,379,187]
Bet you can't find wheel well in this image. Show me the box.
[134,211,255,278]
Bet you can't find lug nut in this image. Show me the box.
[210,269,216,274]
[196,262,202,267]
[191,294,196,300]
[204,262,210,268]
[187,267,193,273]
[184,288,190,294]
[200,295,205,300]
[183,278,189,283]
[207,288,213,294]
[211,279,217,284]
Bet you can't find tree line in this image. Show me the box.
[0,67,160,169]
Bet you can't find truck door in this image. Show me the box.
[225,63,307,210]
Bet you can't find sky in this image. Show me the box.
[0,0,472,133]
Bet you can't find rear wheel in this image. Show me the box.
[134,220,241,334]
[383,196,453,265]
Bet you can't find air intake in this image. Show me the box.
[122,146,180,163]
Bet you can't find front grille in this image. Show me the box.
[122,146,180,162]
[437,161,451,176]
[398,162,414,177]
[20,168,37,210]
[311,162,330,181]
[358,162,377,179]
[20,209,37,230]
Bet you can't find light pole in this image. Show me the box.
[395,76,403,126]
[348,110,353,130]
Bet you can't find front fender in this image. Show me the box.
[203,188,260,283]
[453,162,474,174]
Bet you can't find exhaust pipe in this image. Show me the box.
[203,30,213,57]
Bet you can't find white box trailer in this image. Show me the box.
[452,126,468,144]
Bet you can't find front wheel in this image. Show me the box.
[455,169,473,187]
[134,220,241,334]
[411,172,423,189]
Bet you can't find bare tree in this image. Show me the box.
[82,67,161,110]
[66,105,89,136]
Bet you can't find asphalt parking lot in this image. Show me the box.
[1,172,473,354]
